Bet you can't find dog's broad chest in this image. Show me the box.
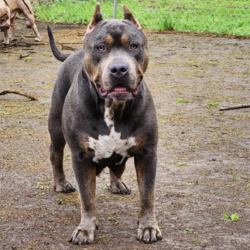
[88,106,136,164]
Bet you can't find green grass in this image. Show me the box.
[33,0,250,36]
[223,212,240,222]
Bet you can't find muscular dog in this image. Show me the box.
[0,0,41,44]
[48,4,162,245]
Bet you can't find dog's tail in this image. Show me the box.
[47,26,69,62]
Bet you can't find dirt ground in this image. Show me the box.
[1,20,250,250]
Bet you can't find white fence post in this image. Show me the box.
[113,0,118,19]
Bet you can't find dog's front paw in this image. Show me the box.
[2,41,10,46]
[137,221,162,243]
[69,221,98,245]
[54,179,76,193]
[110,179,131,195]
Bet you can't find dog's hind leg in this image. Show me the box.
[22,9,42,42]
[109,166,131,195]
[49,117,75,193]
[10,15,16,41]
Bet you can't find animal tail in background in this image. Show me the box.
[47,26,69,62]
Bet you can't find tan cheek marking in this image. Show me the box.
[84,55,97,80]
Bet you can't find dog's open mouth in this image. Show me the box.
[96,81,141,99]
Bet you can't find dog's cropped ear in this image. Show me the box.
[86,3,103,34]
[122,5,142,30]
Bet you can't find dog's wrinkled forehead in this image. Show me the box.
[84,19,146,48]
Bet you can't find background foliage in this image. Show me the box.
[33,0,250,36]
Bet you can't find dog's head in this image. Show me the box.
[0,5,10,31]
[83,4,148,102]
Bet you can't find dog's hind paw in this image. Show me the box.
[110,179,131,195]
[54,180,76,193]
[34,37,42,42]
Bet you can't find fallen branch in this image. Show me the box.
[3,37,24,48]
[219,104,250,111]
[0,49,9,53]
[62,42,83,44]
[78,32,85,36]
[61,44,75,51]
[0,90,38,101]
[24,35,35,38]
[1,37,43,48]
[19,54,30,59]
[27,42,45,46]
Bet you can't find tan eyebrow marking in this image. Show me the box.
[104,35,114,45]
[121,34,130,45]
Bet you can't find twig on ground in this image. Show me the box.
[3,37,24,48]
[21,48,34,51]
[0,48,9,53]
[219,104,250,111]
[0,90,38,101]
[24,35,36,38]
[61,44,75,51]
[19,54,30,59]
[27,42,45,46]
[78,32,85,36]
[62,42,83,44]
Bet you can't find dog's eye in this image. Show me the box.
[129,43,139,50]
[96,45,106,52]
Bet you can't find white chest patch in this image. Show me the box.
[88,106,136,164]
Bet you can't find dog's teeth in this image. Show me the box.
[114,87,127,92]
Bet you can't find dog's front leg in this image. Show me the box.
[134,147,162,243]
[10,16,16,41]
[69,153,98,245]
[3,29,10,44]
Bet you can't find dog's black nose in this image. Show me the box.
[110,63,128,78]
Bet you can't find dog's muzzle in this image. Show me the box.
[95,62,142,101]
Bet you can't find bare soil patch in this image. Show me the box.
[1,20,250,250]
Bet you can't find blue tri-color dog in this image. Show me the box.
[48,4,162,245]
